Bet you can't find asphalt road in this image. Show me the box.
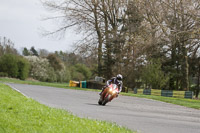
[7,83,200,133]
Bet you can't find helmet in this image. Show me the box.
[116,74,123,81]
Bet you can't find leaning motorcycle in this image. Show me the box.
[98,84,119,106]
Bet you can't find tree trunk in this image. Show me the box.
[180,1,189,91]
[102,0,112,79]
[181,54,189,90]
[93,1,103,76]
[196,62,200,98]
[196,75,200,98]
[170,42,177,90]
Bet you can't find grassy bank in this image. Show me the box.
[0,83,133,133]
[1,77,200,110]
[0,77,98,92]
[0,77,68,88]
[121,93,200,110]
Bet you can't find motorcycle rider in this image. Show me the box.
[99,74,123,96]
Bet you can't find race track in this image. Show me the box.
[8,83,200,133]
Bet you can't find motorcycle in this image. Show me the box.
[98,84,119,106]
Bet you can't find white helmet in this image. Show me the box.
[116,74,123,81]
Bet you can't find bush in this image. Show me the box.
[0,54,30,80]
[0,54,18,78]
[74,64,92,80]
[0,72,8,77]
[46,67,56,82]
[55,68,69,83]
[25,56,69,82]
[47,54,63,71]
[25,56,51,82]
[70,66,85,81]
[141,59,169,89]
[17,57,30,80]
[64,68,71,82]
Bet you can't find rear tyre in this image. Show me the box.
[102,95,110,106]
[98,98,102,105]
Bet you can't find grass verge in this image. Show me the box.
[0,77,98,92]
[0,83,133,133]
[0,77,68,89]
[121,93,200,110]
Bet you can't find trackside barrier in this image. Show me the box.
[69,80,79,87]
[143,89,151,95]
[80,81,87,88]
[86,80,105,90]
[184,91,193,99]
[133,88,193,99]
[161,90,173,97]
[69,80,87,88]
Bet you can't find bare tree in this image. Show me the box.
[0,37,18,56]
[42,0,130,78]
[38,49,49,57]
[42,0,105,76]
[42,0,200,90]
[141,0,200,90]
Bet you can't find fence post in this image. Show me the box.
[134,88,138,94]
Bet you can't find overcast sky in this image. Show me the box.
[0,0,80,53]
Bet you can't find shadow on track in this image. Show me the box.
[85,103,100,106]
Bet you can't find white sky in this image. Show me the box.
[0,0,80,53]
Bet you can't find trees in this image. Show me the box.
[54,51,94,80]
[42,0,200,90]
[25,56,54,82]
[74,64,92,80]
[0,54,30,80]
[42,0,99,64]
[0,37,18,56]
[195,57,200,98]
[140,0,200,90]
[197,58,200,98]
[17,57,30,80]
[47,53,71,82]
[38,49,49,57]
[42,0,143,78]
[25,55,72,82]
[23,47,41,57]
[42,0,103,76]
[190,55,200,98]
[22,47,30,56]
[141,59,169,89]
[0,37,30,80]
[47,54,63,71]
[30,46,39,56]
[0,54,18,78]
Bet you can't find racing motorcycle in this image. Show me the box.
[98,84,119,106]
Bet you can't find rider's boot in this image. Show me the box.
[99,91,102,95]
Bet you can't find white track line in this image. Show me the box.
[5,83,29,98]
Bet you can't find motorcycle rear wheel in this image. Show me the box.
[102,95,110,106]
[98,98,102,105]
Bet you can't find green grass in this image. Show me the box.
[0,83,133,133]
[0,77,68,88]
[0,77,98,92]
[121,93,200,110]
